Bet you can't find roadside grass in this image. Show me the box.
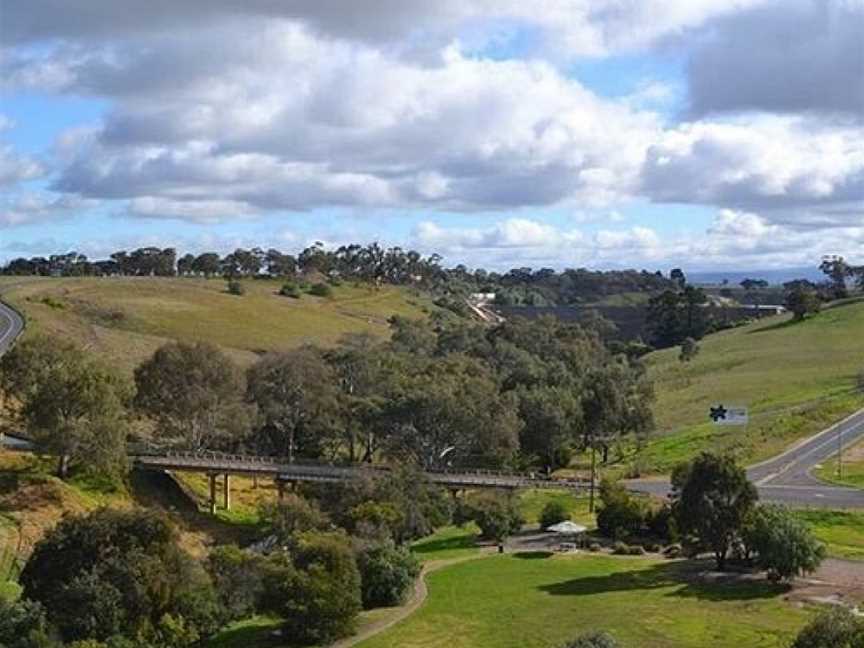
[355,554,812,648]
[640,300,864,473]
[813,438,864,490]
[794,509,864,560]
[0,277,433,375]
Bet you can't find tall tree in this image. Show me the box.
[783,280,821,321]
[0,336,129,478]
[134,341,250,450]
[246,348,341,461]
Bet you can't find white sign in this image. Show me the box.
[709,405,748,426]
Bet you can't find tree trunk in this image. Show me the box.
[56,454,70,479]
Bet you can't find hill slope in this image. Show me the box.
[0,277,433,374]
[641,300,864,472]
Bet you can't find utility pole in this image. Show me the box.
[588,442,597,513]
[838,425,843,480]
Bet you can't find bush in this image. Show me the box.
[259,495,330,546]
[206,545,265,623]
[790,606,864,648]
[611,541,629,555]
[226,280,244,295]
[645,504,677,542]
[262,532,362,645]
[627,545,646,556]
[279,282,301,298]
[663,544,682,558]
[643,542,661,553]
[563,630,619,648]
[19,509,219,645]
[356,542,420,609]
[0,598,59,648]
[742,505,826,581]
[588,542,602,552]
[539,501,570,530]
[460,492,524,542]
[596,479,647,540]
[308,282,333,298]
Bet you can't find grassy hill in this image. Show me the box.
[0,276,433,374]
[639,300,864,473]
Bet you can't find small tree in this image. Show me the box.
[678,337,699,362]
[308,282,333,298]
[784,280,821,321]
[206,545,266,623]
[742,505,825,581]
[259,494,330,546]
[460,492,524,543]
[226,280,244,295]
[262,532,361,645]
[596,479,646,540]
[791,606,864,648]
[356,541,420,608]
[671,452,758,570]
[539,500,570,530]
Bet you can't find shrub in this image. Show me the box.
[461,492,524,542]
[791,606,864,648]
[356,542,420,608]
[643,542,661,553]
[539,501,570,530]
[279,282,301,298]
[0,598,58,648]
[206,545,265,623]
[627,545,646,556]
[596,479,646,540]
[663,544,682,558]
[646,504,677,542]
[226,280,244,295]
[262,532,362,645]
[742,504,826,581]
[611,541,629,555]
[259,495,330,547]
[588,542,602,552]
[19,509,219,645]
[563,630,619,648]
[308,282,333,298]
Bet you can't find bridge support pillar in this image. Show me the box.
[208,474,217,515]
[223,474,231,510]
[277,480,285,501]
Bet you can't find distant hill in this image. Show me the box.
[0,277,434,375]
[689,267,824,286]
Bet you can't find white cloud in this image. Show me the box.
[0,145,43,187]
[641,115,864,217]
[0,192,90,227]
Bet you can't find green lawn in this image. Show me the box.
[356,554,811,648]
[641,300,864,473]
[0,277,432,375]
[518,489,596,527]
[795,509,864,560]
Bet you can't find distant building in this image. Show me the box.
[468,292,496,304]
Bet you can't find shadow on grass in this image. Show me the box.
[513,551,554,560]
[412,532,478,556]
[538,559,789,603]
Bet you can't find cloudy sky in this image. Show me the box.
[1,0,862,271]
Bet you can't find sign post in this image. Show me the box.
[709,405,748,426]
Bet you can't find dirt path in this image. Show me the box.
[329,552,490,648]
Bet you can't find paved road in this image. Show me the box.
[0,298,23,356]
[630,408,864,508]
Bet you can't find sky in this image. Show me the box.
[0,0,862,272]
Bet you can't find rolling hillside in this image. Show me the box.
[640,299,864,472]
[0,276,434,374]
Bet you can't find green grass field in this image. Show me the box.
[794,509,864,560]
[814,438,864,490]
[0,276,432,374]
[640,301,864,473]
[355,554,811,648]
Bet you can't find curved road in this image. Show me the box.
[0,298,23,356]
[630,408,864,508]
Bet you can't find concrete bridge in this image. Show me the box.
[132,451,588,514]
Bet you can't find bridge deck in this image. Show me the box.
[133,453,586,492]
